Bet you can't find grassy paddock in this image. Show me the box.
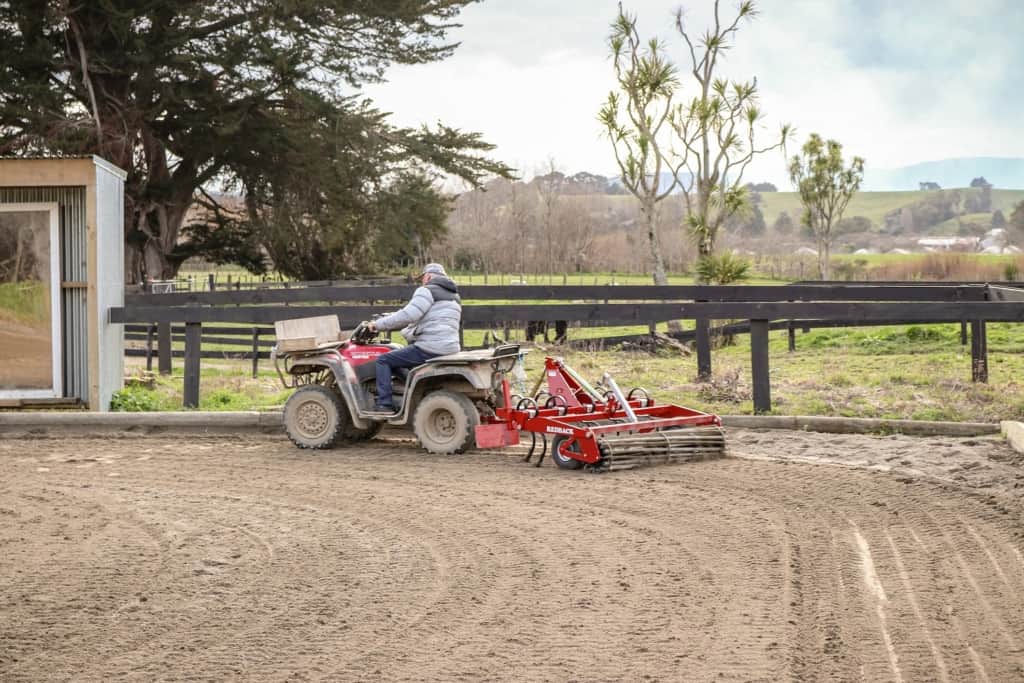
[119,322,1024,423]
[829,253,1024,281]
[172,255,1021,296]
[758,188,1024,227]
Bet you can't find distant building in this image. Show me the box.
[915,236,979,252]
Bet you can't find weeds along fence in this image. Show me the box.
[110,282,1024,412]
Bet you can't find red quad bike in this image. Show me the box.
[273,321,523,454]
[273,320,725,472]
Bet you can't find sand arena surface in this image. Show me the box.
[1,428,1023,681]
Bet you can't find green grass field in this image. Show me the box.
[758,188,1024,227]
[118,321,1024,423]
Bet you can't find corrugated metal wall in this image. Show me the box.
[0,186,88,402]
[94,163,126,410]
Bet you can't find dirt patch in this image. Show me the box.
[1,429,1022,681]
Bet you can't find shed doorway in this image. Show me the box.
[0,202,62,398]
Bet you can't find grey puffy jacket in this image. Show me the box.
[373,275,462,355]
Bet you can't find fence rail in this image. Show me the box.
[125,283,994,307]
[110,281,1024,412]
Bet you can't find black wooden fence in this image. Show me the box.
[110,282,1024,411]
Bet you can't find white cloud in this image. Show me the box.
[364,0,1024,186]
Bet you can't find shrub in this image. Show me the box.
[833,258,868,281]
[110,386,161,411]
[911,406,959,422]
[200,389,248,410]
[695,252,750,284]
[828,374,854,387]
[905,326,943,342]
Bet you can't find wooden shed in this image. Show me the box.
[0,156,126,411]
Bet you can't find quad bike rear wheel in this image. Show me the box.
[413,390,479,454]
[283,385,347,449]
[550,435,585,470]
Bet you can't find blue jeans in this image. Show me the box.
[375,344,437,408]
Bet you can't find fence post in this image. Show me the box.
[251,327,260,378]
[157,322,172,375]
[750,319,771,413]
[145,323,155,371]
[960,320,968,345]
[787,321,796,352]
[696,318,712,380]
[184,312,202,408]
[970,320,988,383]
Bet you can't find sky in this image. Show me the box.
[363,0,1024,189]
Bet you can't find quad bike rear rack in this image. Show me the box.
[477,356,725,472]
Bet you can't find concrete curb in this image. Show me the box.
[722,415,1000,437]
[0,411,282,435]
[1000,421,1024,454]
[0,410,1004,439]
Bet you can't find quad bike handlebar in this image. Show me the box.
[350,321,378,345]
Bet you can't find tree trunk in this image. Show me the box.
[126,199,192,283]
[642,199,681,332]
[642,199,668,285]
[694,182,714,283]
[817,237,831,280]
[108,117,201,284]
[10,226,25,283]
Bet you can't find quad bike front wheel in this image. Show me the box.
[283,385,347,449]
[413,390,479,454]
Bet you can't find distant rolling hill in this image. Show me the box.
[755,189,1024,227]
[863,157,1024,191]
[595,189,1024,227]
[606,157,1024,193]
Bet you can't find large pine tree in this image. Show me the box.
[0,1,509,281]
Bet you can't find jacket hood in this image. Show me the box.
[427,275,458,293]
